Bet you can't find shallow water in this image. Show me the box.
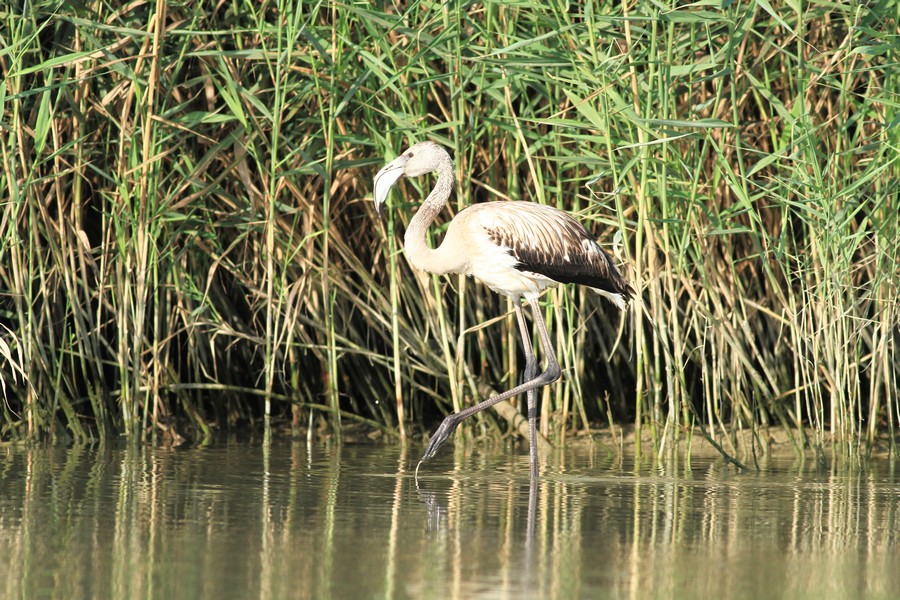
[1,438,898,599]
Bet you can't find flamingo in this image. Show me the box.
[374,141,632,479]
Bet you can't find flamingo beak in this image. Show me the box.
[373,154,408,218]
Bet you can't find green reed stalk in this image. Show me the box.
[0,0,897,457]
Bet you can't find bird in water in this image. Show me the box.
[373,141,633,479]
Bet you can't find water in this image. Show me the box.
[1,439,897,599]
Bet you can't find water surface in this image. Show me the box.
[1,439,897,599]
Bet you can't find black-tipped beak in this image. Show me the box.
[373,155,408,218]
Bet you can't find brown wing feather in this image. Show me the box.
[479,202,633,298]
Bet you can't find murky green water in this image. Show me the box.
[1,438,897,599]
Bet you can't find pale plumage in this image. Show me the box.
[454,201,631,307]
[374,141,633,479]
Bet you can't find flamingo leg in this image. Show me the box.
[418,297,560,479]
[512,302,539,480]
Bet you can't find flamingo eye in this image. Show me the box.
[407,152,414,158]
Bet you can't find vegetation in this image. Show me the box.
[1,0,898,457]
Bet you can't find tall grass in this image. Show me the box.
[1,0,897,456]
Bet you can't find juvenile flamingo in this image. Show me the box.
[374,141,632,479]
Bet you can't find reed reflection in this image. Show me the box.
[0,442,898,599]
[405,449,900,599]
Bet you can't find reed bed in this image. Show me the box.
[1,0,897,456]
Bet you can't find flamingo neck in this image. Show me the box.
[403,159,460,276]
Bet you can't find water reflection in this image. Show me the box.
[0,440,897,599]
[413,452,900,599]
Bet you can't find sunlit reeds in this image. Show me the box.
[0,0,897,455]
